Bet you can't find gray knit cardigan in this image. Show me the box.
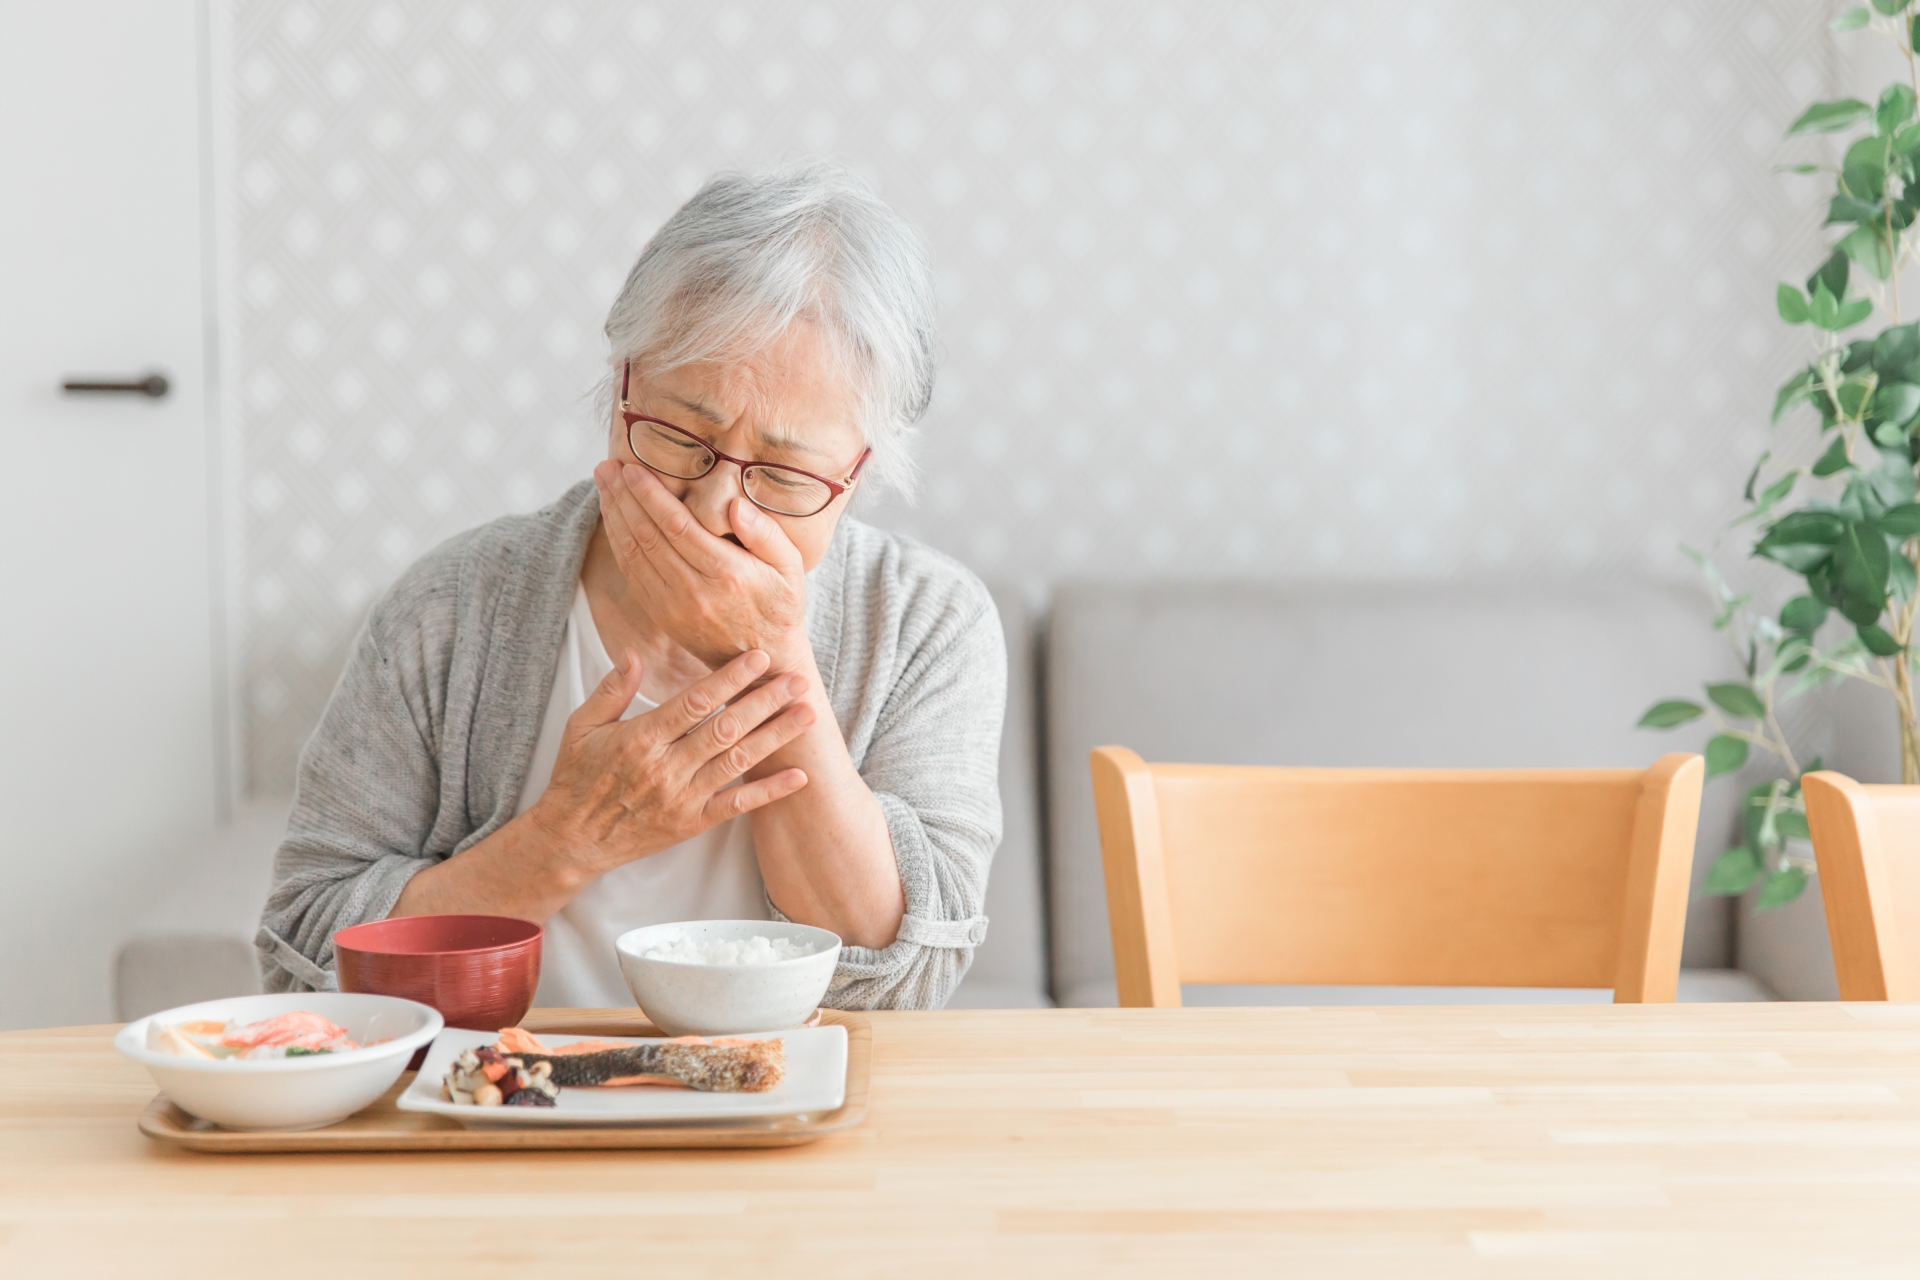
[256,481,1004,1009]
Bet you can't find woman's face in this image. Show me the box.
[606,322,867,571]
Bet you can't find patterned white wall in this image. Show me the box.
[230,1,1833,791]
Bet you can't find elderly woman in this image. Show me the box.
[257,164,1003,1009]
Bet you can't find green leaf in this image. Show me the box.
[1893,551,1917,601]
[1843,136,1892,194]
[1841,224,1894,280]
[1875,421,1908,446]
[1881,502,1920,534]
[1760,510,1847,546]
[1898,120,1920,152]
[1756,866,1810,909]
[1755,472,1797,512]
[1854,142,1898,180]
[1874,323,1920,375]
[1742,780,1775,832]
[1837,296,1877,329]
[1860,622,1905,654]
[1880,83,1918,134]
[1758,543,1834,573]
[1705,845,1763,895]
[1776,809,1812,841]
[1777,283,1810,323]
[1873,0,1910,16]
[1836,521,1894,623]
[1781,595,1829,632]
[1813,434,1854,476]
[1839,377,1872,418]
[1870,451,1917,507]
[1828,193,1884,225]
[1880,381,1920,425]
[1811,280,1842,329]
[1843,475,1879,521]
[1834,3,1872,28]
[1846,165,1885,203]
[1809,561,1837,606]
[1789,98,1874,135]
[1774,368,1816,421]
[1810,252,1851,302]
[1705,734,1751,778]
[1637,699,1705,729]
[1706,682,1768,719]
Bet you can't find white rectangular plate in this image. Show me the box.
[395,1027,847,1128]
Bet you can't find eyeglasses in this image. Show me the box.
[617,362,870,518]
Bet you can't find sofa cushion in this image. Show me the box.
[115,933,263,1022]
[945,583,1052,1008]
[1045,581,1744,1006]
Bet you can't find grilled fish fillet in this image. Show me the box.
[493,1027,784,1093]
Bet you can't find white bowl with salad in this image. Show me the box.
[115,992,443,1131]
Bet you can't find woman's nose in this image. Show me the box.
[682,462,745,537]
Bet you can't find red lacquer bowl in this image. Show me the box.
[332,914,542,1032]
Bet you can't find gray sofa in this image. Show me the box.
[117,578,1788,1020]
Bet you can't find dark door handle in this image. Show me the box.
[62,372,170,398]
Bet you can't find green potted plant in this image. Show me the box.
[1641,0,1920,912]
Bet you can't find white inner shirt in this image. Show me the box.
[514,585,768,1009]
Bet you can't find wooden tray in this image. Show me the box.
[137,1008,870,1153]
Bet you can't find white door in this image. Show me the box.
[0,0,223,1029]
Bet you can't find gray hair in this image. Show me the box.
[602,163,937,499]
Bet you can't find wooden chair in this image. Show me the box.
[1090,748,1705,1006]
[1801,771,1920,1000]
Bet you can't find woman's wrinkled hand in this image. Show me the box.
[593,459,809,671]
[528,646,815,885]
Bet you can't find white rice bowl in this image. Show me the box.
[615,920,840,1036]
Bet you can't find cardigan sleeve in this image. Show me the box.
[774,586,1005,1010]
[255,610,445,992]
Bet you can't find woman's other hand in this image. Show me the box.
[593,459,809,671]
[531,647,814,882]
[388,647,813,924]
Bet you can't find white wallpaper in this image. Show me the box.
[231,0,1832,791]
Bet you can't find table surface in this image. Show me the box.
[6,1003,1920,1278]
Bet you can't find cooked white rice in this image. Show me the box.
[639,933,815,966]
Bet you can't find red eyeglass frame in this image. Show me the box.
[617,362,871,518]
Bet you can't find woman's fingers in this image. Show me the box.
[688,702,817,793]
[569,650,643,731]
[623,463,735,576]
[595,463,663,575]
[728,497,805,576]
[679,672,808,761]
[701,768,809,826]
[642,648,771,741]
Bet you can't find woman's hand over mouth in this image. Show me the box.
[594,459,810,673]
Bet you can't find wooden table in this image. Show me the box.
[6,1004,1920,1277]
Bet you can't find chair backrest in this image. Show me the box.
[1802,771,1920,1001]
[1091,747,1704,1006]
[1045,581,1745,1008]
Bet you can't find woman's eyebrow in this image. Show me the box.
[754,426,829,459]
[659,392,829,459]
[663,393,727,426]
